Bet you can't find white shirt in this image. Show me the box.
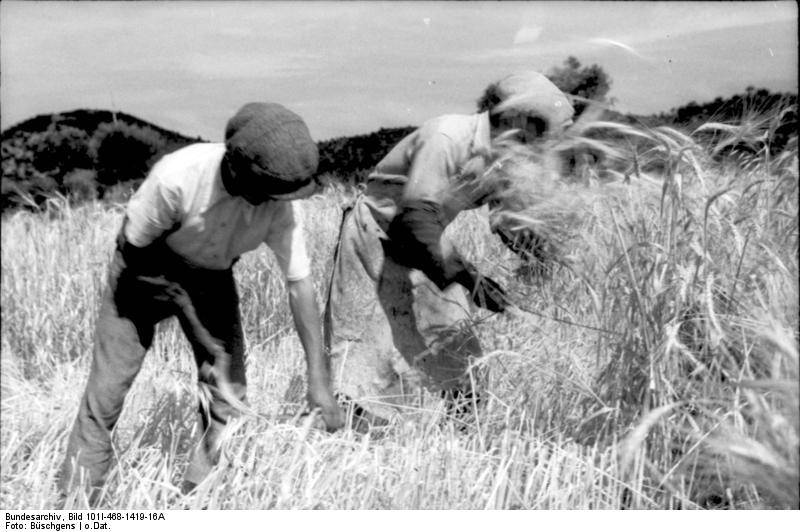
[369,112,491,184]
[124,143,311,281]
[365,112,492,224]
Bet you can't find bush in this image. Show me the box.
[2,123,93,210]
[63,168,98,202]
[1,177,26,211]
[101,179,144,205]
[28,122,92,179]
[89,121,166,193]
[1,172,60,210]
[316,126,415,180]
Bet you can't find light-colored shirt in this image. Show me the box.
[366,112,492,225]
[124,143,311,280]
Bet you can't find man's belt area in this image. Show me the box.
[118,228,196,278]
[114,221,251,414]
[384,200,469,288]
[384,199,508,313]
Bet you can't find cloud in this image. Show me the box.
[513,26,542,45]
[587,38,653,62]
[582,4,796,52]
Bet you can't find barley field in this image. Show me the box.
[1,117,797,510]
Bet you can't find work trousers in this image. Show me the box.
[59,232,246,498]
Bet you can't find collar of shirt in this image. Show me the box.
[207,159,258,224]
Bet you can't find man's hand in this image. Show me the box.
[496,226,543,262]
[494,225,553,279]
[307,387,345,432]
[287,276,345,432]
[454,264,509,313]
[471,274,510,313]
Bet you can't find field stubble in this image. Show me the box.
[1,115,797,509]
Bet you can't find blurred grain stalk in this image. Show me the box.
[477,102,799,508]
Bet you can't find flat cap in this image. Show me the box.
[225,102,319,200]
[492,71,575,132]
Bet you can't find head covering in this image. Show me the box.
[224,102,319,201]
[491,72,575,133]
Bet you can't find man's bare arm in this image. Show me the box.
[287,276,344,431]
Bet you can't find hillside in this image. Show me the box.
[1,109,203,146]
[1,109,204,210]
[0,108,415,212]
[2,86,795,213]
[316,126,416,181]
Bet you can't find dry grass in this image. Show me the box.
[1,108,797,509]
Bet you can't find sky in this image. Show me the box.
[1,1,797,142]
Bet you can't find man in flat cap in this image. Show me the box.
[60,102,343,501]
[326,72,574,422]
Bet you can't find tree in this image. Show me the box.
[28,121,92,180]
[89,121,166,193]
[546,56,611,115]
[63,169,98,202]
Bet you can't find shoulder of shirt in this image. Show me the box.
[417,114,477,145]
[148,142,225,192]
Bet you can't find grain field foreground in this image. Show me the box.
[2,125,797,509]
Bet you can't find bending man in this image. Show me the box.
[326,72,574,421]
[60,102,344,500]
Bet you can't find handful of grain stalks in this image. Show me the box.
[469,106,662,267]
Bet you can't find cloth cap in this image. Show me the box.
[492,71,575,132]
[225,102,319,200]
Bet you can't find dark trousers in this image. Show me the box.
[59,238,246,497]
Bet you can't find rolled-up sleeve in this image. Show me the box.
[124,173,180,247]
[265,201,311,282]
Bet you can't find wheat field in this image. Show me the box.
[1,117,797,510]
